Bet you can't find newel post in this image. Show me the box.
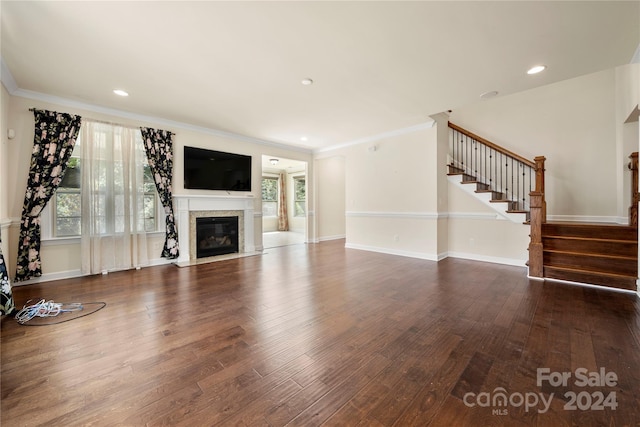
[534,156,546,223]
[528,191,544,278]
[629,152,638,227]
[529,156,546,279]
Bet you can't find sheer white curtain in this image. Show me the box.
[80,121,149,274]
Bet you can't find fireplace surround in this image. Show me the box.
[173,195,256,265]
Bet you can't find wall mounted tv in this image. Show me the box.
[184,146,252,191]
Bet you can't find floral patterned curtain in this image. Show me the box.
[1,228,15,315]
[15,109,82,281]
[277,172,289,231]
[139,127,179,259]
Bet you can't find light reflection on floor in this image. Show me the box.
[262,231,305,249]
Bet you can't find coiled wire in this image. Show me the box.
[15,299,83,324]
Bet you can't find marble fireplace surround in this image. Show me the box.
[173,195,256,266]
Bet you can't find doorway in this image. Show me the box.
[261,155,307,249]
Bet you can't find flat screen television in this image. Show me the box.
[184,146,252,191]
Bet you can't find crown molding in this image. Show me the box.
[0,56,312,155]
[12,87,313,154]
[1,57,432,157]
[314,120,436,154]
[0,57,18,94]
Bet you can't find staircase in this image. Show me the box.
[542,223,638,290]
[447,164,530,223]
[449,122,639,292]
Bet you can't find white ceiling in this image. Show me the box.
[1,1,639,151]
[261,155,306,173]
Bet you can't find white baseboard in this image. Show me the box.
[11,257,173,286]
[12,269,84,286]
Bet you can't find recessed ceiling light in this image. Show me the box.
[270,158,279,165]
[480,90,499,100]
[301,78,313,86]
[527,65,546,75]
[113,89,129,97]
[300,136,308,141]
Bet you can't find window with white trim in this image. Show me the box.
[46,125,162,239]
[293,176,306,217]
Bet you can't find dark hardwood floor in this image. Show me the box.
[2,240,640,426]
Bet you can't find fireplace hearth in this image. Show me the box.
[195,216,239,258]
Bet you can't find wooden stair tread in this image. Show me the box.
[543,266,637,291]
[543,235,637,244]
[541,222,638,241]
[543,222,638,232]
[545,264,637,279]
[543,249,636,261]
[544,220,637,227]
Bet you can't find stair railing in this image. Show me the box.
[448,122,546,277]
[448,122,538,212]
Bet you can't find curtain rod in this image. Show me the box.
[29,108,176,135]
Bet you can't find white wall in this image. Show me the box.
[616,64,639,123]
[3,94,312,281]
[317,126,442,260]
[1,85,8,220]
[615,64,640,220]
[314,155,345,241]
[447,182,529,266]
[314,67,631,266]
[1,85,11,271]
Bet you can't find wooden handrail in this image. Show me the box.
[448,122,536,169]
[629,152,638,227]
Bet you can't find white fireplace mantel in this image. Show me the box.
[173,194,256,265]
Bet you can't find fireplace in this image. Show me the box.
[195,216,239,258]
[173,195,255,265]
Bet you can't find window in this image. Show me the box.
[294,176,306,217]
[54,147,82,236]
[261,177,278,217]
[49,125,160,238]
[142,164,157,232]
